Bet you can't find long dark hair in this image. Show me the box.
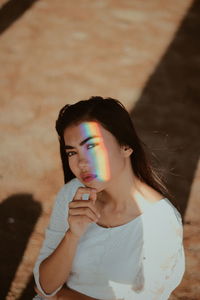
[55,96,171,199]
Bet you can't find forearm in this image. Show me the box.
[39,229,80,294]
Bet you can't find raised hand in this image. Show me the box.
[67,187,101,238]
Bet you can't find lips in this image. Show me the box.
[81,174,97,182]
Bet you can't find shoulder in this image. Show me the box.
[145,198,182,225]
[159,198,183,230]
[144,199,183,245]
[142,183,166,204]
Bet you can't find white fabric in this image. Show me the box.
[33,178,185,300]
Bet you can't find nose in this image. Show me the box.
[78,153,90,170]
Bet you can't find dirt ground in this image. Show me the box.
[0,1,200,299]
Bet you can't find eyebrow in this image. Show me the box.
[64,136,100,149]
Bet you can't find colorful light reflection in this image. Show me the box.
[80,122,110,181]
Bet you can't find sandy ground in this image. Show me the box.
[0,0,200,299]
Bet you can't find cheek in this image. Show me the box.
[68,157,76,171]
[109,149,125,172]
[98,152,112,177]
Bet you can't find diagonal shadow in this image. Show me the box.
[131,0,200,222]
[0,0,39,35]
[0,193,42,300]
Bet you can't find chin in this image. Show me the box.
[85,180,107,193]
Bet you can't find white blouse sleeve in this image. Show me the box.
[132,206,185,300]
[33,180,76,297]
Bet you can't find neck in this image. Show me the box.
[98,159,147,212]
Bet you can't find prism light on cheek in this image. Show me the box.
[80,122,110,182]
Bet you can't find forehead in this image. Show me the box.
[63,121,114,144]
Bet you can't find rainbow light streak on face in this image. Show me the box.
[80,122,110,182]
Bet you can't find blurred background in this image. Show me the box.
[0,0,199,299]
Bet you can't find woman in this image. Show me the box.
[33,96,185,300]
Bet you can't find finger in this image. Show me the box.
[72,187,97,201]
[69,207,99,222]
[69,200,100,217]
[68,214,95,224]
[78,215,96,224]
[89,188,97,204]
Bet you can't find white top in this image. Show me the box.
[33,178,185,300]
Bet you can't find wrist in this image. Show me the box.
[65,229,81,242]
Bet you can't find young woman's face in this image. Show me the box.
[63,121,130,191]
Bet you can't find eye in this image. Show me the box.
[66,151,76,157]
[87,143,98,149]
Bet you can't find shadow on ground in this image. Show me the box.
[0,194,42,300]
[0,0,39,35]
[131,0,200,222]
